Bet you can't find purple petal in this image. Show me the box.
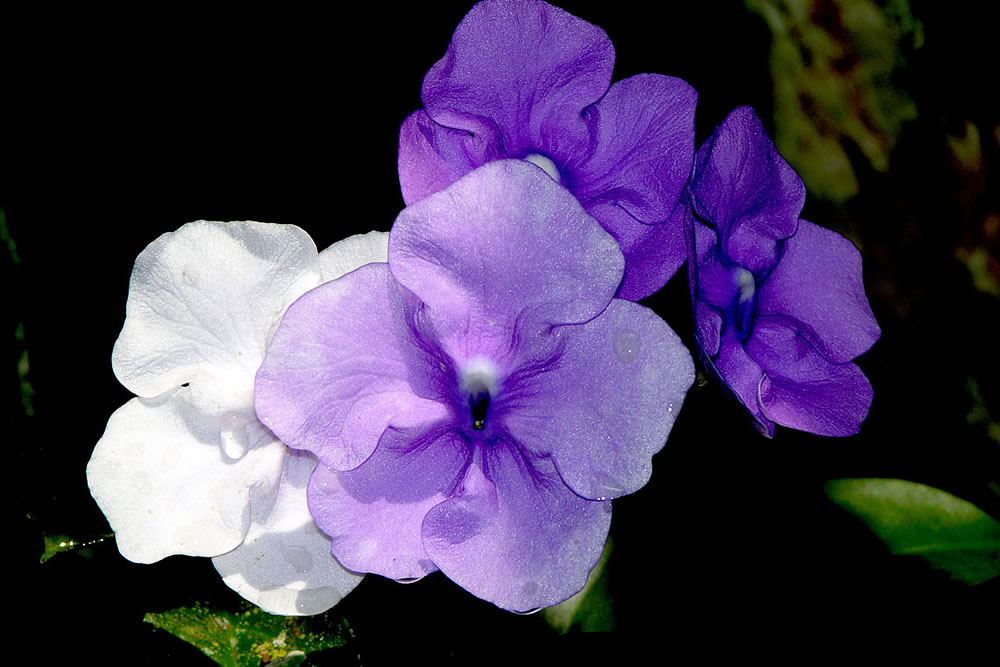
[747,319,874,436]
[422,449,611,611]
[421,0,613,164]
[308,427,469,580]
[504,299,694,500]
[591,199,688,301]
[757,220,880,364]
[255,263,450,471]
[714,336,774,436]
[389,160,623,364]
[689,218,724,356]
[397,110,503,205]
[689,106,804,274]
[574,74,696,225]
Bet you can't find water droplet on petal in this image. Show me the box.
[280,544,313,574]
[614,330,641,364]
[220,413,249,460]
[181,263,199,287]
[589,471,625,500]
[294,587,340,614]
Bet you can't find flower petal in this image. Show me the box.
[307,427,469,580]
[689,107,804,274]
[574,74,697,225]
[747,318,874,436]
[421,0,613,164]
[255,263,450,471]
[212,449,364,616]
[87,391,284,563]
[398,110,503,205]
[389,160,623,363]
[422,449,610,612]
[504,299,694,500]
[113,221,322,413]
[592,200,688,301]
[317,231,389,283]
[757,220,880,364]
[713,335,774,436]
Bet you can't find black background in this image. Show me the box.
[5,1,998,661]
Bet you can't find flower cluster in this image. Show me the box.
[87,0,879,616]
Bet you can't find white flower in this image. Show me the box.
[87,220,388,615]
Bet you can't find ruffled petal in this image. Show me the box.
[317,231,389,283]
[389,160,623,363]
[504,299,694,500]
[592,200,688,301]
[113,221,322,413]
[398,110,503,205]
[307,427,469,580]
[255,263,450,471]
[690,218,725,357]
[421,0,613,163]
[713,336,773,436]
[747,318,874,436]
[757,220,880,364]
[87,391,285,563]
[422,449,610,612]
[574,74,696,225]
[212,449,364,616]
[689,107,804,274]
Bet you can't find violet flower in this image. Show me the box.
[398,0,697,301]
[255,161,695,611]
[87,221,389,614]
[686,107,881,437]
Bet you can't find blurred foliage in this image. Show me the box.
[950,121,1000,296]
[543,538,613,632]
[827,478,1000,585]
[747,0,919,201]
[144,603,355,666]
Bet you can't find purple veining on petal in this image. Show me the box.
[258,163,693,610]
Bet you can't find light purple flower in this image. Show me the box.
[398,0,697,301]
[87,221,389,614]
[686,107,881,437]
[256,161,694,611]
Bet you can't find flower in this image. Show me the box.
[397,0,697,301]
[86,221,389,615]
[255,161,695,611]
[685,107,881,437]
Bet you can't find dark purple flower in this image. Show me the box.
[398,0,697,301]
[686,107,880,437]
[255,160,694,611]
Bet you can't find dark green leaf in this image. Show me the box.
[826,478,1000,584]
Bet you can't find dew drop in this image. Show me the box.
[280,544,313,574]
[294,587,339,614]
[220,413,249,460]
[614,330,641,363]
[181,263,200,287]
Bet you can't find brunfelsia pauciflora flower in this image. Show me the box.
[254,161,695,611]
[685,107,881,437]
[87,221,388,615]
[398,0,697,301]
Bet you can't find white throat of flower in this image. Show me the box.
[460,356,501,431]
[734,267,755,304]
[524,154,561,184]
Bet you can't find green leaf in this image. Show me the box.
[543,538,613,633]
[144,603,354,667]
[40,533,111,563]
[826,478,1000,585]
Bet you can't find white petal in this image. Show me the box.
[112,221,322,412]
[318,231,389,282]
[87,391,285,563]
[213,450,364,615]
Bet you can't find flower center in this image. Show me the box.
[523,153,561,183]
[459,357,500,433]
[732,267,756,337]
